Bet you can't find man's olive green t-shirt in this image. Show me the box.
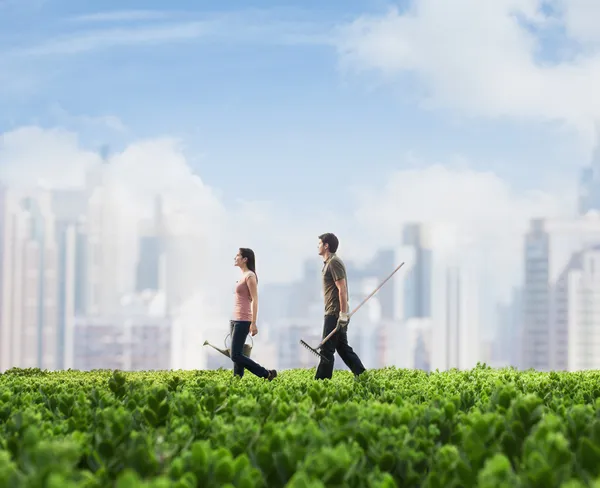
[322,253,347,316]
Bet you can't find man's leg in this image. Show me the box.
[230,321,270,379]
[335,324,367,377]
[314,315,338,380]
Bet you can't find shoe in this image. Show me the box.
[267,370,277,381]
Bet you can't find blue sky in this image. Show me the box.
[1,0,594,215]
[3,0,600,299]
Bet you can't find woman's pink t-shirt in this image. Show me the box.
[232,271,255,321]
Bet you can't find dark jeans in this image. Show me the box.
[230,320,269,379]
[315,314,366,380]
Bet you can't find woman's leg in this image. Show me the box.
[230,321,276,379]
[229,321,244,378]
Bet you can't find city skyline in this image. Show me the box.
[0,167,492,372]
[2,157,600,372]
[3,1,600,372]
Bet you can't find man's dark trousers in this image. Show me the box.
[314,314,366,380]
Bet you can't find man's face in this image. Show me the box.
[317,239,326,256]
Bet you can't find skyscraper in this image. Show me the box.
[389,222,480,371]
[0,187,63,370]
[390,223,433,320]
[554,245,600,371]
[21,191,59,370]
[578,127,600,215]
[0,185,28,370]
[437,265,480,370]
[136,196,166,293]
[85,160,138,316]
[51,189,88,370]
[522,215,600,371]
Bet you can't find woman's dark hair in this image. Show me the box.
[239,248,258,283]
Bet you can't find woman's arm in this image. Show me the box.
[247,273,259,332]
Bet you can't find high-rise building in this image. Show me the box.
[85,162,138,316]
[345,276,388,369]
[52,189,88,370]
[136,195,166,294]
[434,265,480,370]
[346,249,397,321]
[554,245,600,371]
[21,191,60,370]
[400,223,433,320]
[54,220,81,370]
[390,222,480,371]
[0,187,63,370]
[578,126,600,215]
[494,287,522,368]
[522,215,600,371]
[0,186,28,370]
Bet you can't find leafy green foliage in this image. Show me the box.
[2,365,600,486]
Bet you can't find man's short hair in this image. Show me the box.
[319,233,339,253]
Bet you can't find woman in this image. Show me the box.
[230,247,277,381]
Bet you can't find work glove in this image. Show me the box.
[337,312,350,328]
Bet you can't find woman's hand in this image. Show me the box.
[250,322,258,336]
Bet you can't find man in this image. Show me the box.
[315,232,367,380]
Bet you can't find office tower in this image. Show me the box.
[494,287,522,368]
[21,191,60,370]
[346,249,397,321]
[85,160,138,316]
[0,186,28,370]
[136,196,166,293]
[1,188,60,371]
[437,265,480,370]
[522,215,600,371]
[287,259,321,319]
[52,189,88,370]
[578,126,600,214]
[390,222,480,371]
[554,245,600,371]
[397,223,433,320]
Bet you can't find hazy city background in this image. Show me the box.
[2,1,600,373]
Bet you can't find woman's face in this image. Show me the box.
[234,250,246,268]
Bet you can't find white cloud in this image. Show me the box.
[46,104,128,134]
[8,9,329,58]
[0,126,100,188]
[349,159,573,298]
[335,0,600,138]
[0,125,571,327]
[556,0,600,44]
[0,125,317,288]
[69,10,174,23]
[14,22,211,56]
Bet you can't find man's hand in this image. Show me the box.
[337,312,350,328]
[250,323,258,336]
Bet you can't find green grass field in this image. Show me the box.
[1,365,600,487]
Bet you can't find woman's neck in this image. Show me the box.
[240,265,249,274]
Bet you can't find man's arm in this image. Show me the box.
[330,259,350,325]
[335,278,348,314]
